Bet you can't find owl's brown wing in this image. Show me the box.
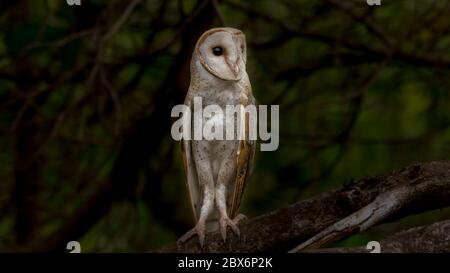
[228,83,256,218]
[181,97,201,222]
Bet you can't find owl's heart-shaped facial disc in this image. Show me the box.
[195,28,247,81]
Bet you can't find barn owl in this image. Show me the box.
[178,27,255,247]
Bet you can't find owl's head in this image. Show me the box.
[193,27,247,82]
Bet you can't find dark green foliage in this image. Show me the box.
[0,0,449,252]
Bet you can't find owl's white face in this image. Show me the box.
[195,28,247,81]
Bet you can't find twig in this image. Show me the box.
[212,0,226,26]
[307,218,450,253]
[288,186,410,252]
[322,0,394,48]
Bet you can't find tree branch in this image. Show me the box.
[226,0,450,69]
[308,218,450,253]
[157,161,450,252]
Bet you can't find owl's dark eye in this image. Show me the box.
[212,46,223,56]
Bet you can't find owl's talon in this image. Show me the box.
[220,217,241,242]
[233,213,247,224]
[177,224,206,247]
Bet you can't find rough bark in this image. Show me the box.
[309,219,450,253]
[157,160,450,252]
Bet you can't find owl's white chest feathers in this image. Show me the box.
[190,82,243,183]
[193,73,245,125]
[201,85,242,109]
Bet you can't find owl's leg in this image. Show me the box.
[177,190,213,247]
[178,147,215,247]
[215,161,240,242]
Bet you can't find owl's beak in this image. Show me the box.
[230,63,240,77]
[225,56,242,80]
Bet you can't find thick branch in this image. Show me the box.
[158,161,450,252]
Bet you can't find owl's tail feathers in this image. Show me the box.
[205,209,220,232]
[205,221,219,232]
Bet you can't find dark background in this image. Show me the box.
[0,0,450,252]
